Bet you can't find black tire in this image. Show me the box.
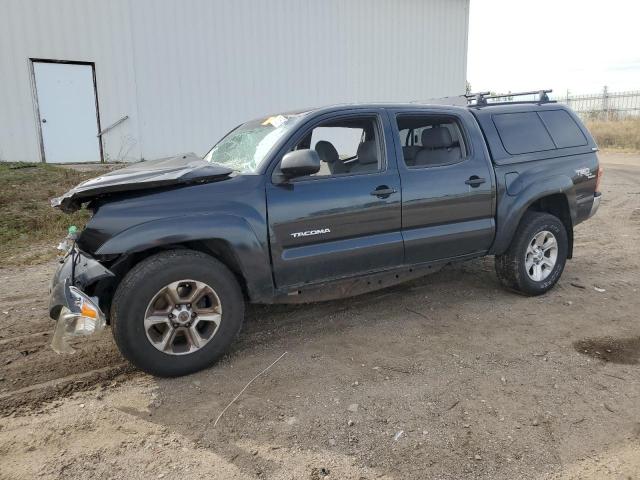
[495,211,568,296]
[111,250,244,377]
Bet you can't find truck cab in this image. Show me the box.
[265,105,496,288]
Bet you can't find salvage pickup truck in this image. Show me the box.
[49,91,602,377]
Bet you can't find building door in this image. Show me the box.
[32,61,102,163]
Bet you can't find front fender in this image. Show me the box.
[491,175,576,255]
[95,214,273,302]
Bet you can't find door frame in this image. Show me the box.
[29,58,104,163]
[264,108,403,288]
[388,107,497,263]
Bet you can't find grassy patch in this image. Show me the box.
[585,118,640,151]
[0,163,105,266]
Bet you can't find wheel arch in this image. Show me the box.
[525,193,573,259]
[88,214,274,316]
[491,176,576,257]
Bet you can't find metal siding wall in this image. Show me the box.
[129,0,469,159]
[0,0,468,162]
[0,0,141,162]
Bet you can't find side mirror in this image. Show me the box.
[279,149,320,180]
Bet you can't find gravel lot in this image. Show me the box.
[1,152,639,479]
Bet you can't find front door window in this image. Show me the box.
[287,116,383,178]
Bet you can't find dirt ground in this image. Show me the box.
[1,152,639,480]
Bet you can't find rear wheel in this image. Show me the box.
[495,211,568,296]
[111,250,244,377]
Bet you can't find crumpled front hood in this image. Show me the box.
[52,153,233,212]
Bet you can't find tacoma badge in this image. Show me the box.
[291,228,331,238]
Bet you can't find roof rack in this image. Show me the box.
[466,89,554,106]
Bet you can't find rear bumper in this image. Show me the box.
[49,250,114,353]
[588,192,602,218]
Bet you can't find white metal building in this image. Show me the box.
[0,0,470,163]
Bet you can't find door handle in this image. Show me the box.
[41,118,47,123]
[465,176,486,187]
[370,186,397,198]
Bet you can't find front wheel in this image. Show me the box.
[495,211,568,296]
[111,250,244,377]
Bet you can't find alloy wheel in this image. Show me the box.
[144,280,222,355]
[524,230,558,282]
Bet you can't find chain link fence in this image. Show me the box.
[553,88,640,120]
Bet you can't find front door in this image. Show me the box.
[393,111,495,263]
[33,61,102,163]
[266,112,403,288]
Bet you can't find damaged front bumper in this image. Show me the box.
[49,249,114,353]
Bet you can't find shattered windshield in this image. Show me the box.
[203,114,301,173]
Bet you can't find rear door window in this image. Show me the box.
[492,112,555,155]
[395,115,467,168]
[538,110,588,148]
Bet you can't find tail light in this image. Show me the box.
[595,165,604,193]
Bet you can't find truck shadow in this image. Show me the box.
[238,258,498,349]
[573,336,640,365]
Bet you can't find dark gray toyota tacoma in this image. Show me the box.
[49,92,602,376]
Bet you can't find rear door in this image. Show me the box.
[392,109,495,263]
[266,110,403,288]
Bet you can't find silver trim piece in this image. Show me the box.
[589,193,601,218]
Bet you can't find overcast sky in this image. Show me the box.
[467,0,640,96]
